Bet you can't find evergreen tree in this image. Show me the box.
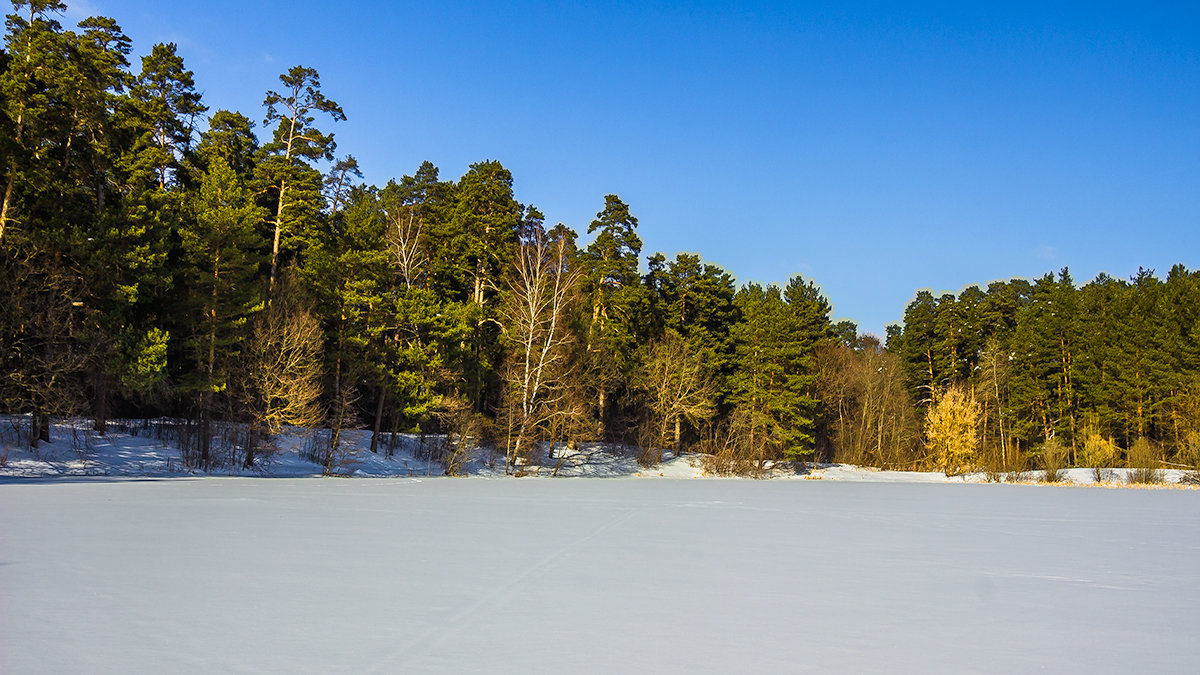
[729,277,831,462]
[324,155,361,216]
[1009,270,1079,453]
[378,162,464,436]
[178,156,264,466]
[443,160,522,411]
[302,184,390,466]
[123,42,205,190]
[580,194,644,438]
[1074,273,1126,442]
[196,109,258,178]
[896,290,939,405]
[259,65,344,296]
[90,38,206,429]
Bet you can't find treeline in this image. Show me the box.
[887,269,1200,475]
[0,2,836,473]
[2,2,1196,478]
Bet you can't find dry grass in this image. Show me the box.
[1003,478,1198,490]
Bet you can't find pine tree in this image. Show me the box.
[644,253,737,374]
[896,290,939,405]
[1074,273,1126,442]
[259,65,344,297]
[580,194,644,438]
[178,156,264,466]
[378,162,463,438]
[643,252,738,444]
[89,38,205,431]
[782,275,834,461]
[729,277,830,463]
[1009,271,1079,453]
[302,184,390,469]
[0,0,72,242]
[195,109,258,178]
[441,160,522,411]
[123,42,206,190]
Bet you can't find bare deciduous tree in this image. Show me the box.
[387,207,425,290]
[696,405,769,477]
[0,246,91,449]
[241,288,324,468]
[499,223,583,474]
[633,330,718,465]
[977,337,1013,471]
[815,337,920,469]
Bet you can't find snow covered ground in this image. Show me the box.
[2,417,1195,485]
[2,478,1197,673]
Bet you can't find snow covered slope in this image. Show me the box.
[2,479,1197,673]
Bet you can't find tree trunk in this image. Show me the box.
[92,367,109,435]
[36,412,50,445]
[1,110,23,243]
[370,387,386,453]
[328,338,344,474]
[0,167,15,243]
[28,412,40,449]
[597,389,606,440]
[199,396,211,470]
[472,333,484,413]
[244,420,258,469]
[268,112,299,301]
[268,192,284,300]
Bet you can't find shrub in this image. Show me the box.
[1181,432,1200,485]
[1127,437,1163,484]
[1179,431,1200,471]
[695,407,768,477]
[1040,437,1067,483]
[1080,429,1120,483]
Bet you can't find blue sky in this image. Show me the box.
[70,1,1200,336]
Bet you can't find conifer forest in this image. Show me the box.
[3,1,1199,477]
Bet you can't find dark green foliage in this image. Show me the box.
[579,194,646,437]
[728,277,832,462]
[643,252,738,407]
[196,110,258,178]
[179,156,264,397]
[895,290,940,404]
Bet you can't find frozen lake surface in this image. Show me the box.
[2,478,1197,673]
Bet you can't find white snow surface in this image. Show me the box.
[2,478,1198,674]
[2,418,1194,485]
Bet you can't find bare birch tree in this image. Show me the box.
[499,222,583,473]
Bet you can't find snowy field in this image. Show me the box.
[2,478,1198,674]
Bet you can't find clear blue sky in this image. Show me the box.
[71,0,1200,336]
